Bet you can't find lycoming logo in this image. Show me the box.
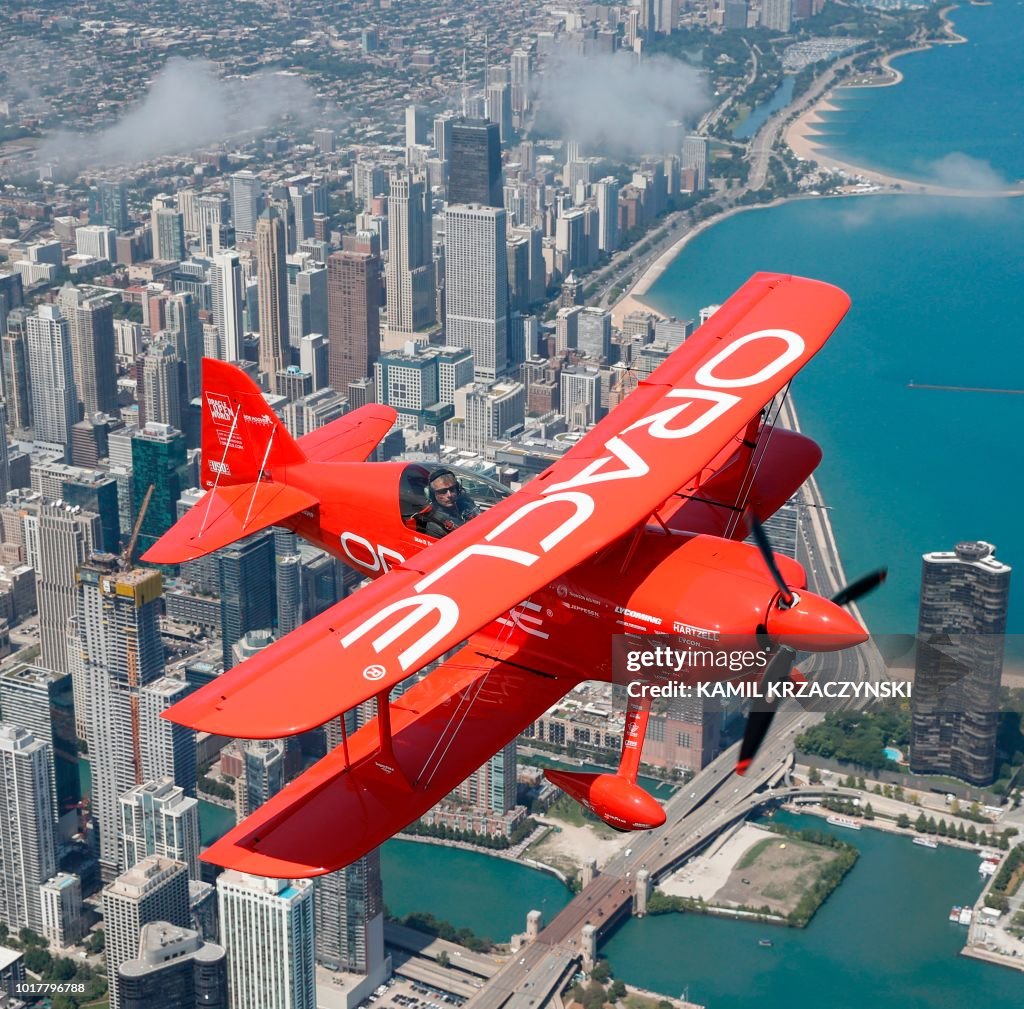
[338,329,806,673]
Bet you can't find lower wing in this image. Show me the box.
[201,644,577,877]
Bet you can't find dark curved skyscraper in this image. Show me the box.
[910,541,1011,786]
[448,119,502,207]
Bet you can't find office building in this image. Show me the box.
[217,872,316,1009]
[210,251,245,362]
[165,292,203,403]
[445,205,508,381]
[219,531,274,669]
[0,724,57,933]
[315,851,386,975]
[405,104,428,147]
[55,288,118,420]
[230,171,262,242]
[911,541,1011,785]
[131,423,190,558]
[445,381,524,453]
[448,120,502,207]
[724,0,749,29]
[485,83,513,144]
[386,171,436,335]
[241,738,285,818]
[561,365,603,429]
[104,856,190,1009]
[0,665,80,831]
[37,502,100,683]
[118,922,228,1009]
[141,341,183,430]
[326,248,381,392]
[595,177,620,254]
[120,779,200,879]
[256,208,290,391]
[287,260,327,352]
[26,305,78,450]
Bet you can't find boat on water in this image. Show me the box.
[759,939,774,947]
[949,905,962,922]
[826,815,862,830]
[958,907,973,926]
[913,836,938,848]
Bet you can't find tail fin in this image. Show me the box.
[200,358,305,489]
[142,359,316,565]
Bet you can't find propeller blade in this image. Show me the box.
[736,645,796,775]
[746,510,794,605]
[831,568,888,608]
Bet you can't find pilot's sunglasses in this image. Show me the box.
[434,486,457,496]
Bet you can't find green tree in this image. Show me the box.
[914,812,927,832]
[437,951,450,967]
[897,812,910,829]
[590,960,611,983]
[863,802,874,820]
[609,979,627,1001]
[808,766,822,784]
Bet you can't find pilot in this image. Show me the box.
[421,468,480,538]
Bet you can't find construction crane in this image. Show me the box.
[121,483,154,568]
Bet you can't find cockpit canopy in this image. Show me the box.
[398,463,512,530]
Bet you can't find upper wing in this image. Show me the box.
[167,273,849,738]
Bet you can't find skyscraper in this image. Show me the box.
[151,195,186,262]
[595,177,620,254]
[230,171,262,242]
[760,0,793,31]
[96,180,130,233]
[683,135,708,192]
[217,872,316,1009]
[386,171,437,335]
[2,311,31,429]
[287,260,328,352]
[131,423,190,558]
[209,251,245,362]
[118,922,228,1009]
[56,288,118,420]
[37,502,100,683]
[257,208,290,391]
[485,83,513,144]
[141,341,182,430]
[0,271,25,336]
[165,292,203,403]
[120,779,200,879]
[0,665,80,831]
[0,724,57,933]
[76,559,168,877]
[140,678,196,797]
[448,120,503,207]
[326,248,381,392]
[454,741,518,813]
[241,738,285,818]
[510,50,531,122]
[911,541,1011,785]
[219,531,274,669]
[445,205,508,380]
[26,305,78,449]
[315,851,386,977]
[104,856,190,1009]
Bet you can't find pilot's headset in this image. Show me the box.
[427,467,462,503]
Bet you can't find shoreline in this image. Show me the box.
[612,4,1021,324]
[783,5,1022,197]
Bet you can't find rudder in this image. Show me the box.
[200,358,305,490]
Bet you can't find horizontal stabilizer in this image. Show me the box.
[142,483,318,564]
[297,404,397,463]
[201,647,574,877]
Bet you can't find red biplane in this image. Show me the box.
[145,273,882,878]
